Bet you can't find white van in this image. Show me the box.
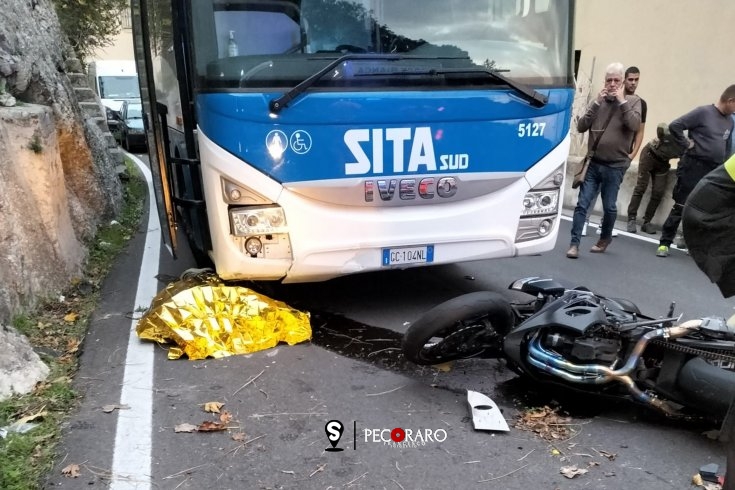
[87,60,140,137]
[87,59,140,113]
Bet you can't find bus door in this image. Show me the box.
[130,0,210,260]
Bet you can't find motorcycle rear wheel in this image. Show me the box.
[677,356,735,418]
[402,291,513,365]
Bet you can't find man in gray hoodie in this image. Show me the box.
[567,62,642,259]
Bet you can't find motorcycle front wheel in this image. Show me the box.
[402,291,514,365]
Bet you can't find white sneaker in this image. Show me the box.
[582,222,588,236]
[595,225,619,237]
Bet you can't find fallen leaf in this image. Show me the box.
[63,312,79,323]
[560,466,588,479]
[174,423,198,433]
[66,339,80,354]
[232,432,247,442]
[102,404,130,413]
[61,464,81,478]
[204,401,223,413]
[197,420,227,432]
[219,410,233,424]
[13,408,48,426]
[550,448,561,456]
[434,362,453,372]
[596,449,617,461]
[514,406,575,441]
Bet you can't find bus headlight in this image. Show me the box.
[515,163,564,242]
[229,206,287,236]
[245,237,263,256]
[521,191,558,216]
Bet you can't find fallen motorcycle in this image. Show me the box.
[402,277,735,420]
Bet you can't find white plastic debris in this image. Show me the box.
[467,390,509,431]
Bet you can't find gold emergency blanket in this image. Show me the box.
[136,271,311,360]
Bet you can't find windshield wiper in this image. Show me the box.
[357,67,547,108]
[268,54,472,114]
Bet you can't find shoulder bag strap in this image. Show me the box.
[588,106,617,157]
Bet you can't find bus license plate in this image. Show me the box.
[382,245,434,266]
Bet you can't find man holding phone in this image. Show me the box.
[567,62,642,259]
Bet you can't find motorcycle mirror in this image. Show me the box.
[663,302,676,328]
[667,301,676,317]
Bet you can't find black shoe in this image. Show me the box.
[640,222,656,234]
[626,220,637,233]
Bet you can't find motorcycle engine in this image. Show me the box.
[544,332,622,364]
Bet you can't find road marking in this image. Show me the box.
[560,214,689,251]
[111,154,160,490]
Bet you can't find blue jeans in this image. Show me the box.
[570,162,626,245]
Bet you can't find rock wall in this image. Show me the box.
[0,0,124,322]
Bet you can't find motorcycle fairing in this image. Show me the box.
[503,290,610,367]
[509,277,565,298]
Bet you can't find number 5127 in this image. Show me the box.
[518,122,546,137]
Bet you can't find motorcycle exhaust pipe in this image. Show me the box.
[526,320,702,416]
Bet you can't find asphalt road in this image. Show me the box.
[46,154,735,490]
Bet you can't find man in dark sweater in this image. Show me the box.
[567,62,642,259]
[656,85,735,257]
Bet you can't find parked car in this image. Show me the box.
[114,100,146,151]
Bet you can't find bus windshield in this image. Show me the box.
[190,0,573,91]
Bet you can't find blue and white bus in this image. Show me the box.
[131,0,575,283]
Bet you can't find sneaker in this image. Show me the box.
[596,226,619,237]
[640,222,656,234]
[674,235,687,251]
[656,245,669,257]
[626,219,637,233]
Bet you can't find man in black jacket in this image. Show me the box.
[683,153,735,490]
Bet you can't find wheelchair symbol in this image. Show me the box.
[290,130,312,154]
